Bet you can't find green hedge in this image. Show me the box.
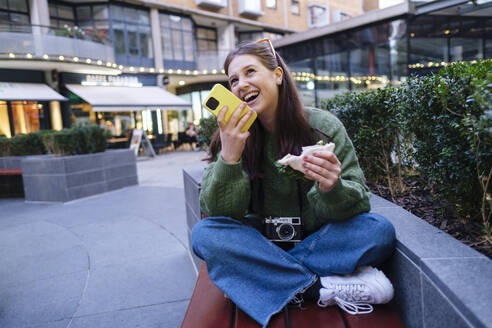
[1,126,110,157]
[198,115,218,147]
[321,60,491,235]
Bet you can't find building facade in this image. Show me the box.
[274,1,492,107]
[0,0,374,140]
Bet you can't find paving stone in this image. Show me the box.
[25,319,71,328]
[0,271,87,328]
[70,217,185,268]
[67,181,106,201]
[0,245,88,288]
[75,252,196,316]
[69,300,189,328]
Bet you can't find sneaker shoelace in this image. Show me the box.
[318,283,374,315]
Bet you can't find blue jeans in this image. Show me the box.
[191,212,396,327]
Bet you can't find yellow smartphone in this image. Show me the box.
[203,84,257,132]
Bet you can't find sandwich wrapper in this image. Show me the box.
[276,142,336,176]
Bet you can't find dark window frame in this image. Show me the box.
[159,11,197,69]
[0,0,30,32]
[291,0,300,16]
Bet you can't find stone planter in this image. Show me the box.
[21,149,138,202]
[182,167,492,328]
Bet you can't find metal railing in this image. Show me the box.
[0,23,114,63]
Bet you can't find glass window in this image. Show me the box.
[139,26,152,58]
[160,12,196,67]
[76,6,91,20]
[173,29,183,60]
[0,0,7,10]
[138,9,149,24]
[11,101,40,135]
[183,32,194,61]
[49,5,56,17]
[170,15,181,29]
[127,25,138,56]
[57,5,73,19]
[110,5,124,20]
[315,52,349,101]
[182,17,192,31]
[10,12,28,24]
[409,38,448,65]
[266,0,276,9]
[291,0,300,15]
[113,23,125,54]
[309,5,327,27]
[93,5,108,20]
[126,8,138,22]
[162,32,173,59]
[8,0,28,12]
[450,38,482,61]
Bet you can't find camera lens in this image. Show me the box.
[277,223,295,240]
[206,97,219,110]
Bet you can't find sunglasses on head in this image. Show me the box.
[257,38,276,58]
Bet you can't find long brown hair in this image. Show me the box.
[206,41,314,180]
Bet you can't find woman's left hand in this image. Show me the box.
[302,151,341,193]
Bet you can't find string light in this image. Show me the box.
[26,53,32,59]
[8,53,15,58]
[43,54,49,59]
[73,57,79,62]
[59,55,64,61]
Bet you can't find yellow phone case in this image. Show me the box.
[203,84,257,132]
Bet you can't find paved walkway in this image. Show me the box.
[0,150,207,328]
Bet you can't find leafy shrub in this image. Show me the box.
[42,126,109,156]
[0,126,110,157]
[198,115,218,147]
[399,61,491,227]
[9,133,46,156]
[0,135,9,157]
[321,88,407,197]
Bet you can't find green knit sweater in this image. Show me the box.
[199,108,371,235]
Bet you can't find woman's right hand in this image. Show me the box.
[218,102,254,163]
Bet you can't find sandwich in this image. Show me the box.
[275,141,336,180]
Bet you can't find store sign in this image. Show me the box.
[81,75,142,87]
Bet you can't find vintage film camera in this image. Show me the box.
[264,216,302,243]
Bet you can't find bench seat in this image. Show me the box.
[181,262,405,328]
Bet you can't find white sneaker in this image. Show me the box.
[318,266,394,315]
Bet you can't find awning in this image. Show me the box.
[0,82,67,101]
[66,84,191,112]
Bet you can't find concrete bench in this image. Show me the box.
[182,167,492,328]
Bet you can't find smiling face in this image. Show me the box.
[227,54,283,128]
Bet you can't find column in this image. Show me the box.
[150,8,164,86]
[50,101,63,131]
[217,23,235,65]
[30,0,50,56]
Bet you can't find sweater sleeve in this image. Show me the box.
[199,152,251,220]
[306,112,371,222]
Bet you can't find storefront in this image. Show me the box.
[61,74,192,144]
[0,82,67,137]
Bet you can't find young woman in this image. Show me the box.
[192,40,396,327]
